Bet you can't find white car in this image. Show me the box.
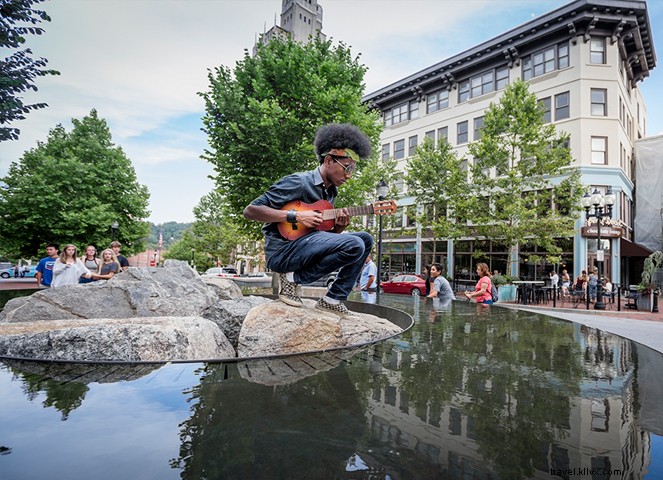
[202,267,239,278]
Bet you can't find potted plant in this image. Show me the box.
[493,274,517,302]
[636,251,662,312]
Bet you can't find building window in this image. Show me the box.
[427,89,449,113]
[410,100,419,120]
[382,143,390,161]
[459,80,470,103]
[540,97,552,123]
[555,91,570,120]
[437,126,448,144]
[384,101,417,126]
[473,116,484,141]
[457,121,468,144]
[496,66,509,89]
[591,88,607,116]
[394,139,405,160]
[425,130,435,143]
[408,135,418,156]
[590,38,606,64]
[523,42,569,80]
[458,65,509,103]
[591,137,607,165]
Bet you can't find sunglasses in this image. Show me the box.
[332,157,356,174]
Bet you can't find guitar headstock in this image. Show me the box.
[372,200,397,215]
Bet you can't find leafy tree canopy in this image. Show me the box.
[405,137,477,241]
[467,79,583,266]
[1,0,60,141]
[0,109,151,257]
[200,36,382,237]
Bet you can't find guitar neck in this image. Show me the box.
[322,205,373,220]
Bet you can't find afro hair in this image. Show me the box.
[314,123,372,162]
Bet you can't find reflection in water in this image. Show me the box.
[1,297,662,479]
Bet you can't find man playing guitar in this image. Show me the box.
[243,123,373,317]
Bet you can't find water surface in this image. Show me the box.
[1,295,662,479]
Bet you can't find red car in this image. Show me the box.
[379,274,427,296]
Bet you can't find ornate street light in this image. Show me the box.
[111,221,119,241]
[580,187,616,310]
[376,179,389,300]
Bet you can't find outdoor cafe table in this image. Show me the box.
[512,281,545,305]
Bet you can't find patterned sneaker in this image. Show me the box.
[315,297,350,317]
[278,273,303,307]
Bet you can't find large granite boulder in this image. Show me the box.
[237,299,402,358]
[0,260,407,362]
[0,260,217,323]
[203,295,273,349]
[0,316,234,362]
[201,276,243,300]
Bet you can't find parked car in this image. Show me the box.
[308,271,339,288]
[379,274,427,296]
[0,266,37,279]
[202,267,239,278]
[244,272,271,278]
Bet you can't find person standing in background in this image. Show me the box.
[427,263,454,298]
[35,243,59,288]
[80,245,100,284]
[52,244,92,287]
[110,241,129,271]
[359,255,377,292]
[464,262,493,305]
[91,249,122,281]
[423,265,432,297]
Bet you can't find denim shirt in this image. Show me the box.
[250,167,337,260]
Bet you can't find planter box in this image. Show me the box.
[497,284,517,303]
[636,291,654,312]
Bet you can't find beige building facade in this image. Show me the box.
[363,0,657,285]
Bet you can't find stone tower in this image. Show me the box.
[254,0,326,54]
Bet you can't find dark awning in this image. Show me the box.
[620,238,654,257]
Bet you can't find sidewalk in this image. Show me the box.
[500,297,663,354]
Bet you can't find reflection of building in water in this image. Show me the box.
[361,324,648,478]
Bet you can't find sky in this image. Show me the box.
[3,0,663,224]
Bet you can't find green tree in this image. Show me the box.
[200,36,382,237]
[405,137,476,267]
[1,0,60,141]
[0,109,150,256]
[467,79,582,276]
[162,230,212,271]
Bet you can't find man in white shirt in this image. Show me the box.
[359,255,377,292]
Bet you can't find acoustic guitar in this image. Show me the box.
[278,199,397,241]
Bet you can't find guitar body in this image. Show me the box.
[278,200,335,241]
[277,198,397,241]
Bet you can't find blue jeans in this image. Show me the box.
[267,231,373,300]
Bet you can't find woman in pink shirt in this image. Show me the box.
[464,262,493,305]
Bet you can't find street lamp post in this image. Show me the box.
[111,221,119,241]
[191,248,195,269]
[376,179,389,301]
[581,187,616,310]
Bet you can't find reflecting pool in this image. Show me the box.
[1,295,662,479]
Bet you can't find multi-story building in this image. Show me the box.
[363,0,657,285]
